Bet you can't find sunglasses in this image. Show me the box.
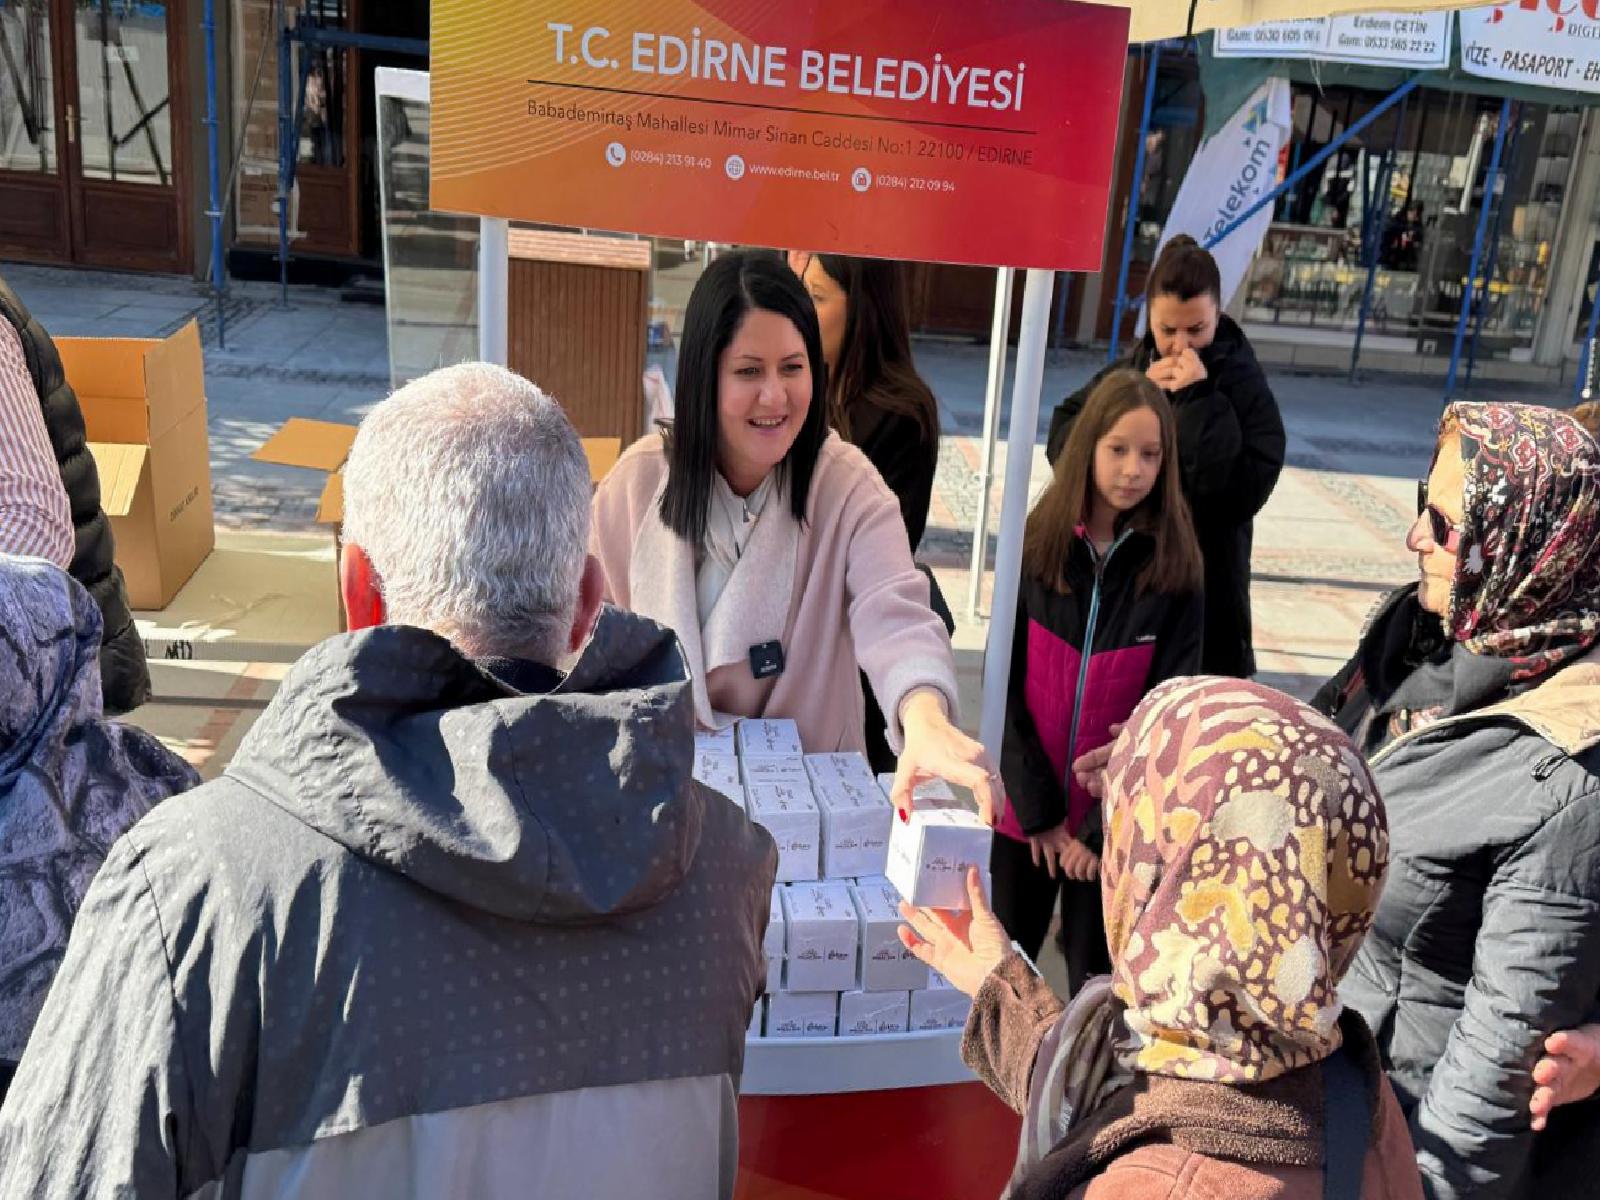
[1416,480,1463,553]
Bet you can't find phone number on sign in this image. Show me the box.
[630,149,712,170]
[874,174,956,194]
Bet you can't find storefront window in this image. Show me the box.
[0,0,56,174]
[298,0,347,167]
[1243,88,1579,360]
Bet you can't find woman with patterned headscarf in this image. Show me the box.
[0,555,197,1104]
[899,677,1423,1200]
[1315,402,1600,1200]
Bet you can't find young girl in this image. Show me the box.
[992,368,1204,996]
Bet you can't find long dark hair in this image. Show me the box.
[812,254,939,445]
[1021,369,1201,597]
[1145,234,1222,308]
[660,251,830,544]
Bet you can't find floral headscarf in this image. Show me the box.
[1100,677,1388,1084]
[1446,402,1600,682]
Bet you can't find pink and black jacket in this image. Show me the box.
[997,528,1203,843]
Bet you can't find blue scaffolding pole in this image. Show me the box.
[1467,105,1522,390]
[1350,93,1410,380]
[1108,43,1161,363]
[1446,97,1512,399]
[201,0,226,347]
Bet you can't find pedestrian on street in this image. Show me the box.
[990,369,1203,998]
[0,272,149,713]
[902,677,1423,1200]
[1045,235,1285,678]
[0,364,778,1198]
[1318,401,1600,1200]
[0,555,196,1108]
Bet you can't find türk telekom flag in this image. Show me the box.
[1139,78,1293,333]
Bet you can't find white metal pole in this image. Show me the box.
[979,268,1055,764]
[966,266,1015,618]
[478,217,510,365]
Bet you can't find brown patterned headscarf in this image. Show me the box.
[1100,677,1388,1084]
[1446,402,1600,682]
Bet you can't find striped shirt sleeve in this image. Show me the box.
[0,319,75,569]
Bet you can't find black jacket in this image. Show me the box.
[1002,530,1202,839]
[848,401,937,553]
[1046,316,1284,678]
[1322,594,1600,1200]
[0,275,149,714]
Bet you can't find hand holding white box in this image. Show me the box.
[876,774,960,807]
[782,881,859,992]
[747,784,820,883]
[886,808,991,910]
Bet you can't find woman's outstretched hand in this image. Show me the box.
[897,867,1010,998]
[892,689,1003,826]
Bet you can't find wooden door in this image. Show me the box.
[0,0,188,272]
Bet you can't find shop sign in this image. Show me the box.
[430,0,1128,270]
[1216,12,1452,68]
[1460,3,1600,93]
[1146,78,1293,327]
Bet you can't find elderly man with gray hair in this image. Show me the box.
[0,363,777,1199]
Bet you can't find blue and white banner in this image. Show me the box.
[1216,11,1452,69]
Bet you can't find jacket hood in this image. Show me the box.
[0,554,104,786]
[1482,644,1600,757]
[225,606,706,923]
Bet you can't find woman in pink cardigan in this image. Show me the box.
[591,250,997,817]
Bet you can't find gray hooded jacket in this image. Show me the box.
[0,607,777,1198]
[0,555,196,1070]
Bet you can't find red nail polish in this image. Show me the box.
[898,808,909,823]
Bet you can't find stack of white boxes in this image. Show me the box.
[725,721,979,1039]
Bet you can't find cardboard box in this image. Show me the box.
[764,889,786,994]
[695,727,736,755]
[693,751,744,807]
[839,989,910,1036]
[816,777,892,879]
[747,996,765,1039]
[741,755,810,788]
[63,321,213,610]
[887,808,991,910]
[767,991,838,1039]
[910,986,972,1031]
[737,718,803,758]
[805,752,877,789]
[747,784,820,883]
[876,774,960,808]
[253,419,622,627]
[782,881,859,992]
[850,879,931,992]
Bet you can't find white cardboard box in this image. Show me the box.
[764,890,785,993]
[737,718,803,758]
[695,727,736,755]
[838,989,911,1036]
[747,784,820,883]
[805,752,878,788]
[850,878,931,992]
[910,987,973,1031]
[767,991,838,1039]
[876,774,960,807]
[747,997,765,1038]
[782,881,859,992]
[815,777,893,879]
[886,808,991,910]
[742,756,811,788]
[694,751,745,807]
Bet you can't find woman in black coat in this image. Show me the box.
[795,252,950,771]
[1046,236,1284,678]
